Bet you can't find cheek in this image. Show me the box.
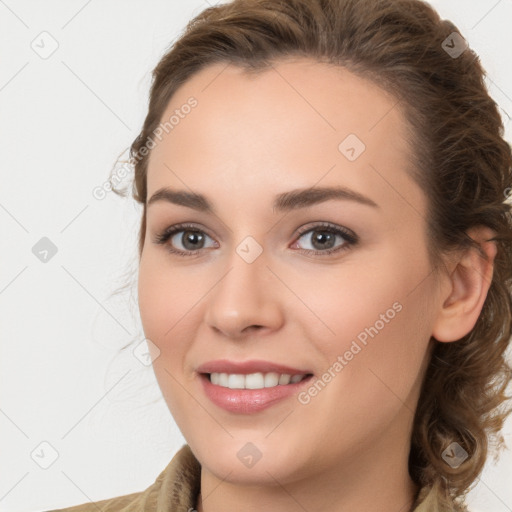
[287,256,422,355]
[137,252,197,346]
[137,252,212,400]
[137,261,169,345]
[321,233,431,346]
[292,244,434,403]
[288,299,432,469]
[137,255,199,407]
[137,255,203,431]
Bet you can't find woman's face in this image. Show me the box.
[138,58,439,486]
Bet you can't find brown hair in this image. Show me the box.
[113,0,512,508]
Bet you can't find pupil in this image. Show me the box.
[183,231,204,250]
[313,231,334,250]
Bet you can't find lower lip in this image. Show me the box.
[199,373,313,414]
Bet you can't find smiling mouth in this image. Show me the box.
[204,372,313,390]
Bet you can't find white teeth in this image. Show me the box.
[209,372,308,390]
[245,373,264,389]
[278,374,291,385]
[227,374,245,389]
[264,372,279,387]
[218,373,229,387]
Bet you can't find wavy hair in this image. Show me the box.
[113,0,512,508]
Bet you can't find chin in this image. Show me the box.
[187,432,313,485]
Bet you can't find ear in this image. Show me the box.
[432,226,497,343]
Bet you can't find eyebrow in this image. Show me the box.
[147,185,379,213]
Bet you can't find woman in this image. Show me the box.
[49,0,512,510]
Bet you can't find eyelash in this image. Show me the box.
[152,222,358,258]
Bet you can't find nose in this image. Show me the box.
[203,250,285,339]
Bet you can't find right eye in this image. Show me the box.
[153,223,218,256]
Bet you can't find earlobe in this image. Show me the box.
[432,226,497,343]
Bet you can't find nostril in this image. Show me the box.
[243,325,264,333]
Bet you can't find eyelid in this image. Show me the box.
[294,221,358,243]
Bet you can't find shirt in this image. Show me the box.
[47,444,468,512]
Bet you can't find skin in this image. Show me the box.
[137,58,496,512]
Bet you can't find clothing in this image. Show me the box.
[47,444,467,512]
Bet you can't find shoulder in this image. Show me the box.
[45,444,201,512]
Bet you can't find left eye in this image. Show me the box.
[292,225,357,254]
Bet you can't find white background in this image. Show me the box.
[1,1,511,511]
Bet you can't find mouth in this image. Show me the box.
[204,371,313,390]
[196,359,315,413]
[198,370,315,414]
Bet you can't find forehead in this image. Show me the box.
[145,57,423,214]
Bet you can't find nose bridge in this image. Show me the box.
[204,238,282,336]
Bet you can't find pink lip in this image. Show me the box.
[196,359,311,375]
[196,359,314,414]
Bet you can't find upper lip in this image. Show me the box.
[196,359,313,375]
